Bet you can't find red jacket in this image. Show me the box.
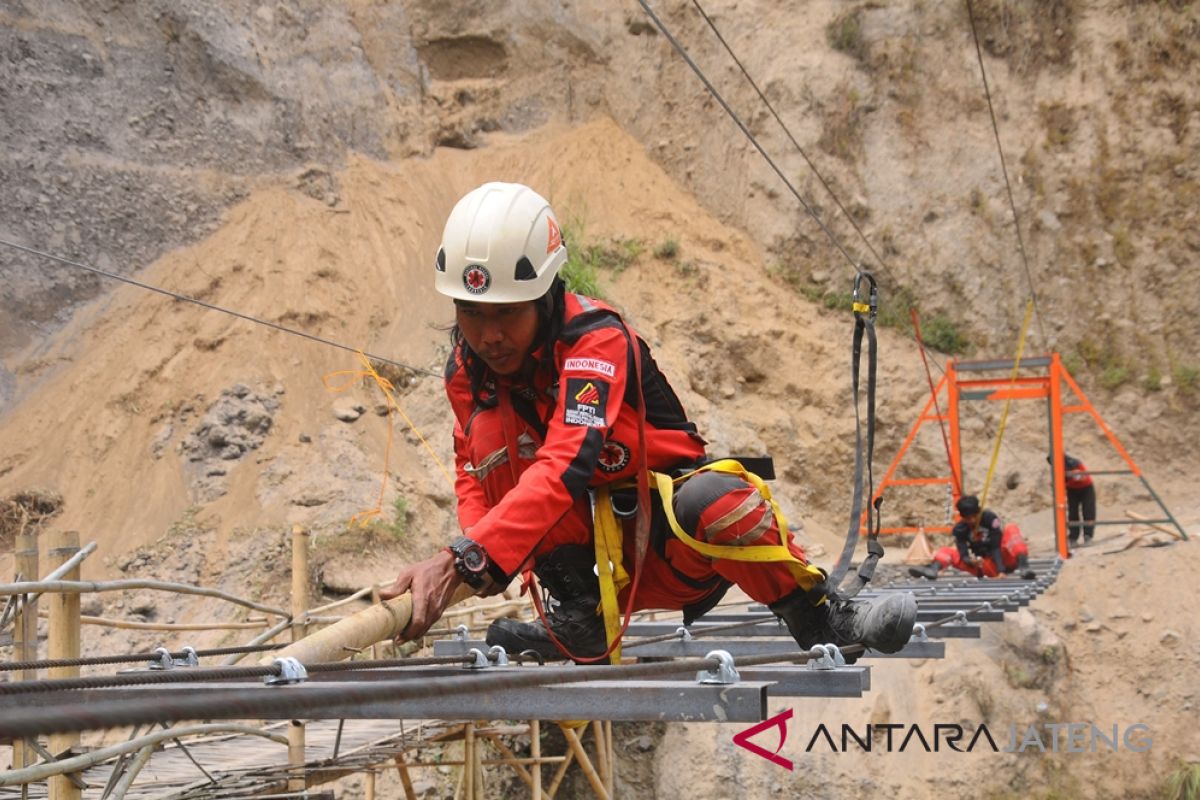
[446,293,707,578]
[1064,456,1093,490]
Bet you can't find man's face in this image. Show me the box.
[962,511,981,531]
[455,299,540,376]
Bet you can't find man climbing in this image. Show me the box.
[908,494,1036,581]
[381,181,917,663]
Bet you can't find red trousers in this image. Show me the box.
[931,523,1029,578]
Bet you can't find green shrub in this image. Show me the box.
[1163,761,1200,800]
[1143,366,1162,392]
[1100,363,1130,390]
[386,496,409,539]
[655,239,679,260]
[1174,364,1199,393]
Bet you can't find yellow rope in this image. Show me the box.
[323,351,454,527]
[979,299,1035,511]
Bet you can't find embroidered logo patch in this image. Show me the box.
[563,378,608,427]
[563,357,616,377]
[463,265,491,295]
[598,440,631,473]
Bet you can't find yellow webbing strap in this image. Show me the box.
[592,485,631,664]
[652,460,826,590]
[980,299,1035,511]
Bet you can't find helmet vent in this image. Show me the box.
[436,248,447,272]
[514,256,536,281]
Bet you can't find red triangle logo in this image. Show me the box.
[732,708,794,770]
[546,216,562,254]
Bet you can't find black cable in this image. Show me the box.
[0,643,287,672]
[689,0,891,279]
[963,0,1047,347]
[0,237,441,378]
[635,0,865,275]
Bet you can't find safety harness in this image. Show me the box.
[531,274,886,664]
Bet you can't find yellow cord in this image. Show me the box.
[979,299,1035,511]
[323,351,454,527]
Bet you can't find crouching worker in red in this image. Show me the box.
[909,494,1036,581]
[381,182,917,663]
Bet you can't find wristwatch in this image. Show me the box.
[447,536,490,589]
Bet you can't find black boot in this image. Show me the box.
[1016,553,1036,581]
[486,545,607,662]
[769,589,918,664]
[908,563,942,581]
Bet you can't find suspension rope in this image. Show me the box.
[979,298,1035,509]
[0,237,441,378]
[964,0,1047,347]
[635,0,864,275]
[688,0,890,277]
[910,309,961,496]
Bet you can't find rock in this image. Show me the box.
[1085,622,1104,633]
[299,433,312,443]
[333,400,365,422]
[1079,606,1094,623]
[1161,630,1180,645]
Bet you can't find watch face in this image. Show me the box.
[462,547,486,572]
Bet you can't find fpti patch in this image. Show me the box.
[563,377,608,427]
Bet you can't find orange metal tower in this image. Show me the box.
[869,353,1186,557]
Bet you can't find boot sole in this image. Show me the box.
[865,592,918,654]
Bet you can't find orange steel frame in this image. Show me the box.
[866,353,1184,558]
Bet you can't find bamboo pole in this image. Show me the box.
[288,525,309,794]
[0,725,287,785]
[1125,510,1185,539]
[546,744,575,798]
[12,526,37,772]
[463,723,475,800]
[291,525,309,643]
[47,529,81,800]
[591,721,610,794]
[287,719,305,792]
[394,751,418,800]
[604,721,614,799]
[266,584,476,665]
[364,770,376,800]
[561,726,609,800]
[478,730,551,800]
[531,719,542,800]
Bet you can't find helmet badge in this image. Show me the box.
[463,265,491,295]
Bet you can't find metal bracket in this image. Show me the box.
[147,646,199,670]
[807,644,847,670]
[454,624,470,642]
[464,648,491,670]
[909,623,929,643]
[697,650,740,685]
[675,626,693,642]
[950,610,969,626]
[487,645,509,666]
[265,657,308,685]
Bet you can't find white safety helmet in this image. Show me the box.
[435,182,568,303]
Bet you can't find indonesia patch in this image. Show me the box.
[598,440,631,473]
[563,378,609,427]
[563,357,616,377]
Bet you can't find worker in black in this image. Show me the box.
[909,494,1035,580]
